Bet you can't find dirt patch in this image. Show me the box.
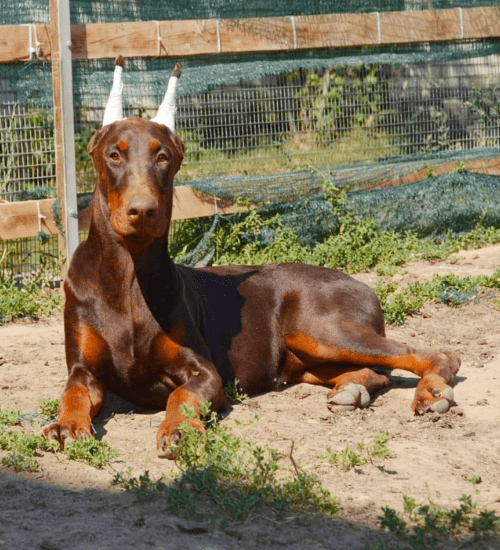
[2,246,500,549]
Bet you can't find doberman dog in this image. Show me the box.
[44,62,460,458]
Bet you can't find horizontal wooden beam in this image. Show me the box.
[0,186,236,240]
[0,198,59,240]
[1,7,499,63]
[361,158,500,190]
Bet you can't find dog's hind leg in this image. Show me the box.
[284,328,460,414]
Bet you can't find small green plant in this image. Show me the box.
[37,398,60,420]
[0,277,63,323]
[0,417,57,472]
[233,414,261,426]
[63,438,120,469]
[324,445,367,471]
[379,506,408,533]
[379,493,500,542]
[2,450,40,472]
[469,474,482,489]
[224,378,248,403]
[0,409,21,430]
[322,431,391,471]
[376,272,500,325]
[112,469,168,502]
[369,430,391,459]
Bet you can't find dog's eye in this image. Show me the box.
[158,154,169,164]
[109,152,120,161]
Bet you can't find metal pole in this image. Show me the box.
[50,0,79,273]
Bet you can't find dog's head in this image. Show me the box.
[88,117,184,256]
[89,59,184,256]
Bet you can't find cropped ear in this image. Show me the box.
[151,63,181,132]
[87,125,113,157]
[167,131,185,177]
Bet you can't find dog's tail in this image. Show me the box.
[102,55,125,127]
[151,64,181,133]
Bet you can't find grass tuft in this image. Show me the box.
[37,398,60,421]
[63,438,120,469]
[322,431,391,471]
[376,493,500,548]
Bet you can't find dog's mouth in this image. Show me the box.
[111,214,166,239]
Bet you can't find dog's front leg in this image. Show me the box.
[44,319,108,449]
[43,368,106,450]
[156,356,227,459]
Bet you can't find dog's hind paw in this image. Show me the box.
[430,386,455,413]
[327,383,371,413]
[412,375,455,415]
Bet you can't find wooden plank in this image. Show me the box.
[295,13,379,49]
[463,6,500,41]
[0,199,58,240]
[157,20,220,57]
[0,186,237,240]
[2,7,500,63]
[0,25,30,63]
[0,24,51,63]
[71,21,158,60]
[368,158,500,190]
[219,17,294,53]
[71,19,220,60]
[171,186,236,220]
[380,9,460,45]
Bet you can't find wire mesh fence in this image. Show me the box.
[0,103,56,202]
[173,55,500,183]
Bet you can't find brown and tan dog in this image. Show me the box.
[44,62,460,457]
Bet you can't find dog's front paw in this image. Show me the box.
[157,430,180,459]
[43,421,92,450]
[156,417,205,459]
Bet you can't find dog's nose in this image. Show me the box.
[126,196,158,224]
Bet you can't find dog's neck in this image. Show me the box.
[88,187,180,311]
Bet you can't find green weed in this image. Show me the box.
[378,493,500,544]
[37,397,60,420]
[322,431,391,471]
[224,378,249,403]
[369,430,391,459]
[207,182,500,288]
[63,438,120,469]
[112,469,168,502]
[0,281,62,323]
[376,272,500,325]
[233,414,261,426]
[0,425,56,472]
[0,409,21,430]
[0,274,62,323]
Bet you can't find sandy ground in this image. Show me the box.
[2,245,500,549]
